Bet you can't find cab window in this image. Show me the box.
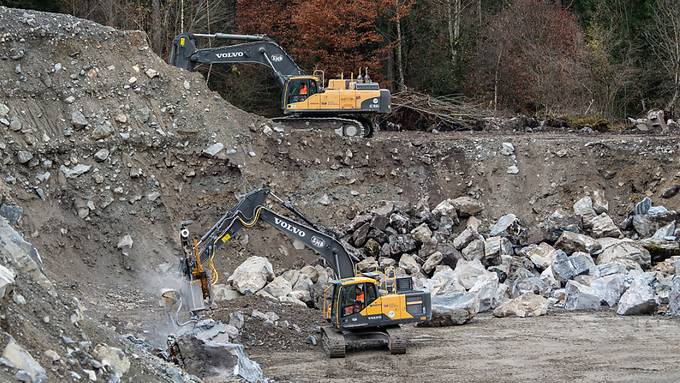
[287,79,317,104]
[340,283,377,317]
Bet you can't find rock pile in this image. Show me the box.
[0,216,198,383]
[215,256,333,309]
[330,192,680,323]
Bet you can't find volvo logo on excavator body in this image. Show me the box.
[274,217,306,238]
[311,236,325,248]
[216,52,244,59]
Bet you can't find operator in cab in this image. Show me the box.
[354,284,365,313]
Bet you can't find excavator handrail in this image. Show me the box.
[193,33,270,42]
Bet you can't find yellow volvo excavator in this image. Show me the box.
[169,33,391,137]
[173,188,431,357]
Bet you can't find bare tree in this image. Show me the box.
[646,0,680,111]
[441,0,475,68]
[396,0,406,90]
[152,0,162,53]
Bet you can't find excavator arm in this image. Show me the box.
[169,32,303,86]
[177,188,356,311]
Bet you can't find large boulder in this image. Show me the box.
[351,222,371,247]
[423,266,465,296]
[0,204,22,226]
[461,239,485,261]
[411,223,433,244]
[432,199,457,217]
[511,276,551,298]
[632,202,680,237]
[174,325,263,382]
[0,218,53,294]
[469,272,502,312]
[551,250,577,282]
[597,240,651,270]
[482,236,512,267]
[493,293,548,318]
[616,277,657,315]
[518,243,556,271]
[293,274,314,292]
[589,274,626,307]
[631,200,678,237]
[453,227,480,250]
[2,337,47,383]
[299,265,319,283]
[652,221,676,240]
[588,213,622,238]
[573,196,597,223]
[564,280,602,310]
[262,276,293,299]
[488,214,520,237]
[399,254,421,275]
[634,197,652,215]
[380,234,417,257]
[356,257,379,273]
[389,212,412,234]
[0,264,15,299]
[452,259,488,290]
[93,344,130,378]
[540,266,560,290]
[227,256,274,294]
[450,196,483,217]
[638,237,680,260]
[422,251,443,274]
[555,231,601,254]
[421,292,480,326]
[591,190,609,214]
[541,210,582,243]
[569,252,597,276]
[669,276,680,316]
[654,276,673,305]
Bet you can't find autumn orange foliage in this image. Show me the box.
[236,0,399,81]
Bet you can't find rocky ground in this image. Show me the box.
[259,311,680,383]
[1,5,680,383]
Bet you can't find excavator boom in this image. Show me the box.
[170,32,303,86]
[179,188,356,304]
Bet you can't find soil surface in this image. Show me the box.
[258,311,680,383]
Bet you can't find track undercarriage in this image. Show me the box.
[321,325,407,358]
[273,115,377,138]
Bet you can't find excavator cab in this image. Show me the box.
[323,276,430,331]
[284,76,320,105]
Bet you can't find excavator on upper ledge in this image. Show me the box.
[169,32,391,138]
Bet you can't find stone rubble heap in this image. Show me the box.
[0,216,200,383]
[213,256,333,310]
[289,192,680,324]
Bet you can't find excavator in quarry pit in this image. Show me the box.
[169,32,391,138]
[166,188,432,357]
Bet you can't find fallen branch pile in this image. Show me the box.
[388,91,494,131]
